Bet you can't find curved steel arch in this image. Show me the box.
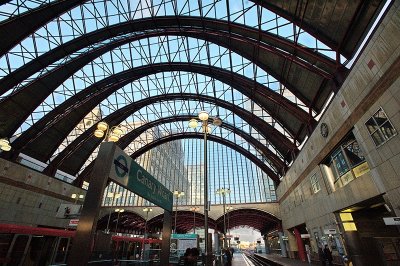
[148,212,217,234]
[73,115,286,187]
[249,0,386,58]
[117,115,286,173]
[216,208,280,235]
[52,93,296,180]
[0,16,339,105]
[6,63,300,163]
[129,132,280,184]
[0,0,83,56]
[0,34,316,142]
[97,210,146,234]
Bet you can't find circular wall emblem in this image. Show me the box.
[114,155,129,177]
[320,123,329,138]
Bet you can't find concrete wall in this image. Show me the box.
[277,0,400,253]
[0,158,86,227]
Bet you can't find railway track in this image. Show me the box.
[243,251,272,266]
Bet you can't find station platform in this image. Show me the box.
[255,253,319,265]
[231,252,254,266]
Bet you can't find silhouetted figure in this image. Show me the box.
[184,247,199,266]
[224,248,232,266]
[318,246,326,266]
[324,245,333,266]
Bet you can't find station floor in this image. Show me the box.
[229,252,320,266]
[255,253,319,266]
[231,252,255,266]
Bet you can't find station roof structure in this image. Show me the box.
[0,0,388,230]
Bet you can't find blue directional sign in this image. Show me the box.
[109,146,173,211]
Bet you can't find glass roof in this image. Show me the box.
[0,0,387,206]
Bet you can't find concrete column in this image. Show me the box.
[67,143,116,265]
[264,237,269,254]
[213,233,220,253]
[160,210,172,263]
[278,232,288,257]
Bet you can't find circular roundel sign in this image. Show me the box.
[114,155,129,178]
[320,122,329,138]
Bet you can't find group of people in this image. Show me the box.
[318,244,333,266]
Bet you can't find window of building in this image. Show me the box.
[310,174,321,193]
[365,108,397,146]
[323,133,370,188]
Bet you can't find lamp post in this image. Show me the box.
[94,121,124,142]
[216,188,230,249]
[143,207,153,238]
[173,190,185,233]
[226,206,233,247]
[190,207,200,234]
[0,138,11,151]
[142,207,152,260]
[114,208,124,234]
[105,192,121,234]
[189,111,222,265]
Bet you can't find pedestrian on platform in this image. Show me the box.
[318,246,326,266]
[224,248,232,266]
[324,245,333,266]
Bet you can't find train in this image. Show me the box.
[0,223,161,265]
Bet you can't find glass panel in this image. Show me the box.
[366,117,379,133]
[372,130,385,146]
[54,238,69,263]
[343,141,365,167]
[332,152,349,177]
[9,235,29,265]
[381,121,396,140]
[0,234,13,260]
[374,108,388,126]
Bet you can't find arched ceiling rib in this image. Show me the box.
[0,1,385,60]
[0,0,83,56]
[0,53,314,143]
[215,208,280,235]
[46,93,295,178]
[72,115,286,187]
[0,16,340,110]
[0,0,387,191]
[147,212,217,234]
[249,0,386,58]
[0,37,318,142]
[129,132,279,184]
[4,63,301,164]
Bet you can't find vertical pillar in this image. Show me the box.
[294,227,306,262]
[278,232,288,257]
[264,237,269,254]
[213,233,220,254]
[160,210,172,263]
[67,142,116,266]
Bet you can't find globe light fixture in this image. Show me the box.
[198,110,209,121]
[188,119,198,129]
[94,122,124,142]
[0,138,11,151]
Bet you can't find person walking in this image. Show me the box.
[323,245,333,266]
[318,246,326,266]
[224,248,232,266]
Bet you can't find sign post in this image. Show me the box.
[67,142,117,266]
[68,142,173,265]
